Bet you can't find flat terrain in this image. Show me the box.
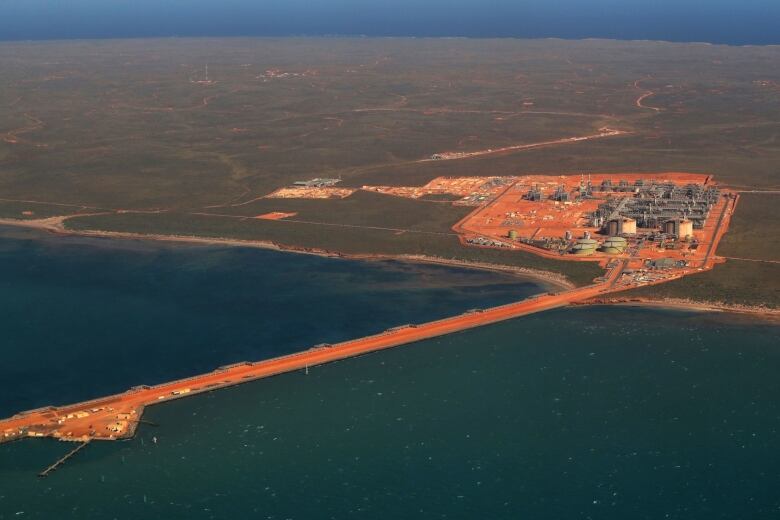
[0,38,778,299]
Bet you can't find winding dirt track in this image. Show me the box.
[422,128,629,162]
[633,78,662,112]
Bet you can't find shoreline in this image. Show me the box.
[0,216,573,291]
[0,192,762,316]
[578,297,780,321]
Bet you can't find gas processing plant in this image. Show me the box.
[453,173,735,279]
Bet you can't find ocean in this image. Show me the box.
[1,0,779,45]
[1,306,778,518]
[0,226,546,417]
[1,227,779,519]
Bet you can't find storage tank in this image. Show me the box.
[622,218,637,235]
[508,229,518,240]
[606,219,621,236]
[607,217,637,236]
[599,236,628,254]
[570,238,598,256]
[663,219,680,236]
[678,219,693,239]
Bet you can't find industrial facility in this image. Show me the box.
[292,178,341,188]
[453,173,734,274]
[592,181,720,232]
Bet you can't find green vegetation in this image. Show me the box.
[205,190,472,232]
[627,260,779,309]
[717,193,780,262]
[0,200,90,219]
[66,212,603,286]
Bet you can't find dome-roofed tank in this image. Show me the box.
[570,238,598,256]
[601,237,628,255]
[599,236,628,254]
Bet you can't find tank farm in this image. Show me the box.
[1,172,738,455]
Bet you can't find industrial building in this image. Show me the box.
[551,185,570,202]
[577,174,594,198]
[648,258,683,270]
[293,178,341,188]
[594,180,721,232]
[525,186,542,201]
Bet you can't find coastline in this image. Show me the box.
[578,297,780,321]
[0,216,573,291]
[353,254,574,291]
[0,200,768,318]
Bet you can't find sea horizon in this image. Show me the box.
[3,34,779,49]
[2,0,779,46]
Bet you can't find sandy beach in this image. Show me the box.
[0,216,573,291]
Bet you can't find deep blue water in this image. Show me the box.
[0,226,545,418]
[1,306,778,519]
[0,228,778,518]
[1,0,779,45]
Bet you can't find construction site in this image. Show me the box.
[361,176,515,205]
[264,178,355,199]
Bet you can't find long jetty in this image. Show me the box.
[1,264,626,444]
[38,440,90,477]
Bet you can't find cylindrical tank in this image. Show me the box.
[599,236,628,254]
[678,219,693,239]
[606,217,636,236]
[508,229,518,240]
[571,238,598,256]
[663,219,680,235]
[606,219,621,236]
[564,230,572,241]
[622,218,637,235]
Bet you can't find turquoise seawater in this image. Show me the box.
[1,229,779,519]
